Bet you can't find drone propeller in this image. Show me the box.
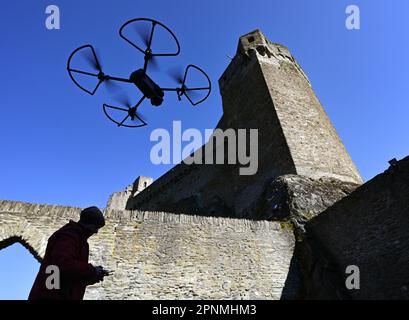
[108,92,148,126]
[67,44,123,95]
[81,48,123,93]
[184,88,202,101]
[134,21,151,49]
[120,18,181,74]
[132,21,160,72]
[167,66,184,85]
[132,107,147,124]
[113,92,132,109]
[167,65,208,103]
[82,46,103,72]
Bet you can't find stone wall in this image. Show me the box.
[0,200,295,299]
[106,188,132,210]
[298,156,409,299]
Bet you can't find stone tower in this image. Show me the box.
[220,29,362,184]
[126,29,362,217]
[106,176,153,210]
[133,176,154,194]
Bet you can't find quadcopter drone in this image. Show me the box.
[67,18,211,128]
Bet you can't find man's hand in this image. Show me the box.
[94,266,110,282]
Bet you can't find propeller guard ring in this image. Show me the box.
[119,18,180,57]
[181,64,212,106]
[103,103,148,128]
[67,44,105,95]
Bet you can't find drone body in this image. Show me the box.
[130,69,164,106]
[67,18,211,128]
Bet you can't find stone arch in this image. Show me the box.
[0,214,47,263]
[0,236,42,263]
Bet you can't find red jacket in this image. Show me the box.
[28,221,98,300]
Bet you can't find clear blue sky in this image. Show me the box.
[1,0,408,299]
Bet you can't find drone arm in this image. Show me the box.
[135,95,146,107]
[105,75,133,83]
[67,70,132,83]
[160,87,211,105]
[67,67,131,95]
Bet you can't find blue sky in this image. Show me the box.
[1,0,408,299]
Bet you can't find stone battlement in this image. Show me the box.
[219,29,311,94]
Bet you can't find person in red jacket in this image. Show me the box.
[28,206,108,300]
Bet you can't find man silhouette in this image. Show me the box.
[28,206,108,300]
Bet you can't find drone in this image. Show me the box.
[67,18,211,128]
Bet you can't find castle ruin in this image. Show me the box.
[1,30,408,300]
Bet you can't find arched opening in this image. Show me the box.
[0,237,41,300]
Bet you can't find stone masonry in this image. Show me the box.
[107,176,153,210]
[299,156,409,299]
[1,156,408,299]
[0,200,294,299]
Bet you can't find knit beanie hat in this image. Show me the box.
[79,206,105,228]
